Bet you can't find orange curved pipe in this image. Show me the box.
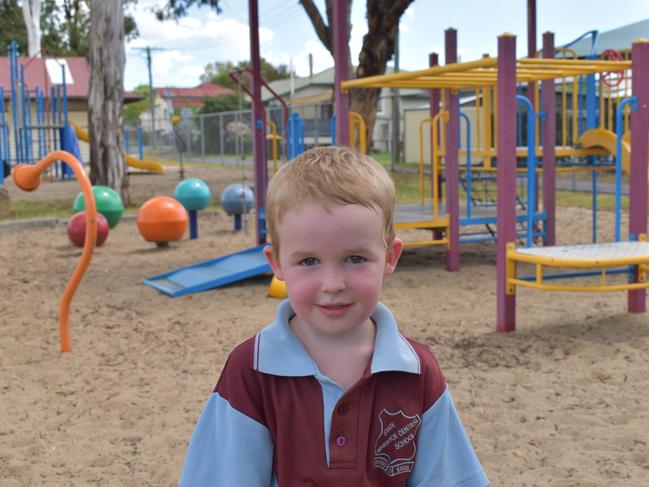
[13,151,97,352]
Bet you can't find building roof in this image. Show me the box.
[0,56,141,102]
[262,66,429,104]
[565,18,649,57]
[157,82,233,109]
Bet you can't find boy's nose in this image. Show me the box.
[321,269,346,293]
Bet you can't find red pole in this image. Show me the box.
[496,33,517,332]
[444,28,460,272]
[248,0,268,245]
[542,32,556,246]
[628,40,649,312]
[333,0,350,146]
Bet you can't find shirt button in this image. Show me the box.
[337,401,348,415]
[336,434,347,447]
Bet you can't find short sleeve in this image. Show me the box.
[179,391,275,486]
[407,387,489,486]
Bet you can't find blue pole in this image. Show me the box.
[585,62,598,242]
[330,114,336,146]
[459,112,472,218]
[615,96,638,241]
[517,95,540,247]
[20,65,32,162]
[9,42,22,164]
[138,126,143,160]
[124,128,130,154]
[189,210,198,239]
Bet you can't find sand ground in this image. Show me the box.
[1,164,648,486]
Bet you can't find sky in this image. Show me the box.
[124,0,649,91]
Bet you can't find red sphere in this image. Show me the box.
[136,196,188,246]
[67,211,110,247]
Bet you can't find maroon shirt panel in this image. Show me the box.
[215,336,447,485]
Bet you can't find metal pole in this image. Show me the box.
[391,29,400,170]
[333,0,350,146]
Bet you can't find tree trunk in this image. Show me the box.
[300,0,414,151]
[88,0,129,204]
[22,0,41,57]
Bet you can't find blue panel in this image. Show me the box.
[143,244,272,297]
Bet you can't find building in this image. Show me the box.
[262,66,429,152]
[0,55,141,163]
[139,82,233,133]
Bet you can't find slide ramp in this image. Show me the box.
[143,244,271,297]
[69,119,165,174]
[577,128,630,172]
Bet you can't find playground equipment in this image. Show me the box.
[73,184,124,229]
[68,120,164,175]
[12,151,97,352]
[174,178,212,239]
[136,196,189,247]
[340,30,649,330]
[221,183,254,231]
[2,42,75,178]
[67,211,109,247]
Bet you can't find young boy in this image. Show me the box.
[179,146,488,486]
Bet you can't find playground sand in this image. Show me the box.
[1,165,648,486]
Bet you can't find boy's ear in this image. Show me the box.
[384,237,403,276]
[263,245,284,281]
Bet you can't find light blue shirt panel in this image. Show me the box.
[407,388,489,487]
[255,300,420,377]
[179,392,276,487]
[314,371,345,466]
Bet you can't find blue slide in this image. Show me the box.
[143,244,272,297]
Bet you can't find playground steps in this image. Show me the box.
[143,244,271,297]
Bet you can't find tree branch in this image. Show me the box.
[299,0,332,54]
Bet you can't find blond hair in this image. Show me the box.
[265,146,395,256]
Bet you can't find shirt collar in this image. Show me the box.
[253,300,420,377]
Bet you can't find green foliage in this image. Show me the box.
[0,0,139,57]
[200,58,289,90]
[0,0,27,54]
[199,93,250,114]
[155,0,222,20]
[124,84,152,124]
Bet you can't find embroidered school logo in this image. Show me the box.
[373,408,422,477]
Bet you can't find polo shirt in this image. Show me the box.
[180,300,489,486]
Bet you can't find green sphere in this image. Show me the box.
[73,185,124,229]
[174,178,211,212]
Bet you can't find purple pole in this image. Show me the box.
[333,0,350,146]
[248,0,267,245]
[628,40,649,313]
[542,32,556,246]
[429,52,444,241]
[527,0,537,107]
[496,34,518,332]
[444,29,460,271]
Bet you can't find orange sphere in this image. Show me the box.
[136,196,188,246]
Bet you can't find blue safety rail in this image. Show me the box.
[143,244,272,297]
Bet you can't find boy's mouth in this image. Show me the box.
[316,303,352,317]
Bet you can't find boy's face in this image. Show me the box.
[264,202,402,339]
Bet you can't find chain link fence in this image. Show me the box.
[127,103,335,165]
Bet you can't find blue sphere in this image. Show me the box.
[221,184,254,215]
[174,178,212,211]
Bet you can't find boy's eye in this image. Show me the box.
[299,257,318,266]
[347,255,366,264]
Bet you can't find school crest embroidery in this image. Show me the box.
[373,408,422,477]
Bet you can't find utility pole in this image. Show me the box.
[133,46,164,148]
[391,28,400,171]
